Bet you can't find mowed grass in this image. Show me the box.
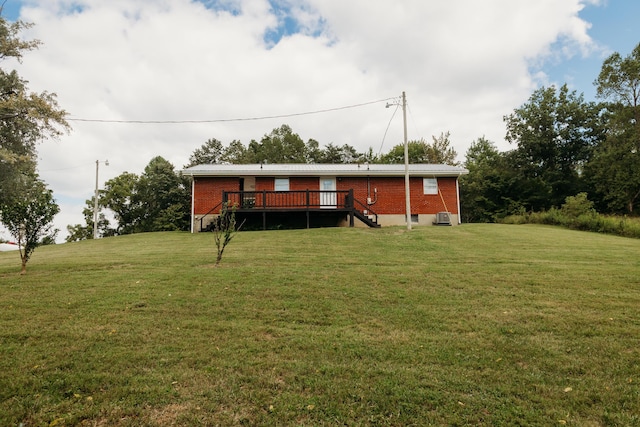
[1,224,639,426]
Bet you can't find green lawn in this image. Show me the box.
[1,224,639,426]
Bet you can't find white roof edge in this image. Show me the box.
[181,163,468,177]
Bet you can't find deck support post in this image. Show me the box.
[348,189,354,227]
[262,190,267,230]
[306,189,310,228]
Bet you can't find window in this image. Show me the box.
[423,178,438,195]
[274,178,289,191]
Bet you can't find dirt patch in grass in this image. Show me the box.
[148,403,191,426]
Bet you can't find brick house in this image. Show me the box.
[182,163,468,231]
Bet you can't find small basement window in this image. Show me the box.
[411,214,419,223]
[423,178,438,195]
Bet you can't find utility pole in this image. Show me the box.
[93,160,109,239]
[402,91,411,230]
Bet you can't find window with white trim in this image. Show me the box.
[423,177,438,195]
[274,178,289,191]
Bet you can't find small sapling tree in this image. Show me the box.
[213,202,244,266]
[0,177,59,274]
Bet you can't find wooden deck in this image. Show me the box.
[199,189,380,230]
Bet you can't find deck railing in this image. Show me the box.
[198,189,380,230]
[222,189,353,210]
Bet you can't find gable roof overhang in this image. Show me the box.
[182,163,468,178]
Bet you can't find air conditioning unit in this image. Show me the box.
[434,211,452,226]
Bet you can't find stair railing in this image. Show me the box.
[352,197,378,224]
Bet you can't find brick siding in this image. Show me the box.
[193,175,458,215]
[337,176,458,214]
[193,177,238,215]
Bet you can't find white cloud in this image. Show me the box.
[8,0,599,240]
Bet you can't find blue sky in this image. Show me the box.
[543,0,640,100]
[1,0,639,240]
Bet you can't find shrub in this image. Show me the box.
[561,193,595,218]
[498,193,640,239]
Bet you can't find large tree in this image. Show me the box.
[380,132,458,165]
[317,143,362,163]
[460,137,509,222]
[304,138,323,163]
[93,158,191,235]
[0,176,59,274]
[101,171,139,235]
[221,139,254,164]
[0,16,69,202]
[250,124,307,163]
[595,42,640,124]
[184,138,224,167]
[135,156,191,232]
[504,84,604,210]
[587,42,640,213]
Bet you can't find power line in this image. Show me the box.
[406,100,423,141]
[67,97,396,124]
[378,103,400,157]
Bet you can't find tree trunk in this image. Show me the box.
[629,188,640,214]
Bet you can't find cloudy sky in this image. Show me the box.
[1,0,639,242]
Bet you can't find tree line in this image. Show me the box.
[183,126,458,167]
[461,42,640,222]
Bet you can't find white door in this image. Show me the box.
[320,177,336,208]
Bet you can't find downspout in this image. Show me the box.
[456,175,462,225]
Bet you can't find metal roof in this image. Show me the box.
[182,163,468,177]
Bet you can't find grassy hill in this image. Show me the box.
[1,224,639,426]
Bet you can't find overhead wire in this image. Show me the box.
[377,103,400,158]
[406,101,425,142]
[67,97,397,124]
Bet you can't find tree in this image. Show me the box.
[381,139,428,163]
[426,132,459,165]
[0,16,69,202]
[191,126,370,166]
[380,133,458,165]
[134,156,191,232]
[101,172,139,235]
[305,138,323,163]
[588,43,640,214]
[460,137,508,222]
[595,42,640,124]
[318,143,362,163]
[185,138,224,167]
[251,125,307,163]
[97,158,191,234]
[212,202,244,266]
[504,84,603,210]
[65,198,113,242]
[586,119,640,213]
[0,176,59,274]
[221,139,254,164]
[65,223,91,243]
